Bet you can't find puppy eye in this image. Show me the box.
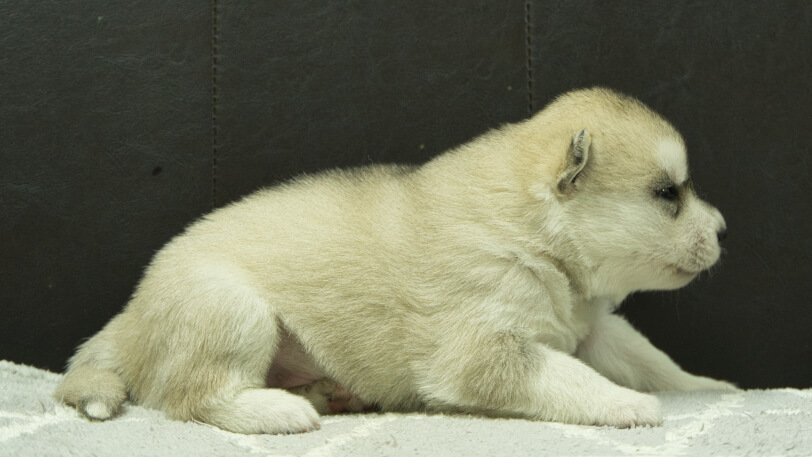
[656,185,679,201]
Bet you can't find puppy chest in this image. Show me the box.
[465,301,592,357]
[488,282,595,355]
[533,323,591,355]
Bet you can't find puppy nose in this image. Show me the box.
[717,227,728,242]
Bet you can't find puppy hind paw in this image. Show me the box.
[204,388,321,434]
[83,400,118,421]
[595,390,663,428]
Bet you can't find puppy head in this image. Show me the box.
[522,88,726,298]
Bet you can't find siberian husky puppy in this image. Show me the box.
[56,88,734,434]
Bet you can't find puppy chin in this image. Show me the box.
[654,265,701,290]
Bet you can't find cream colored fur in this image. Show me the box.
[55,88,734,434]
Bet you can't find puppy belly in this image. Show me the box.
[287,378,375,415]
[263,331,374,414]
[266,332,326,388]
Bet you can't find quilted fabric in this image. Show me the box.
[2,361,811,457]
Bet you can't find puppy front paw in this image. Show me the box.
[687,376,739,392]
[656,373,739,392]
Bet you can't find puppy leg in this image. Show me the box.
[422,328,662,427]
[575,314,737,392]
[138,273,320,434]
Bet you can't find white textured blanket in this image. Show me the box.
[2,360,810,457]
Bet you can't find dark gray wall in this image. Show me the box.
[0,1,213,371]
[1,1,809,388]
[528,1,811,389]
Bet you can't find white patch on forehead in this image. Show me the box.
[656,139,688,184]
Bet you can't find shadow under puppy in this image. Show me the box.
[55,88,735,434]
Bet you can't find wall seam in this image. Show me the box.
[211,0,220,208]
[524,0,534,114]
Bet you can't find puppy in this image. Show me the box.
[55,88,735,434]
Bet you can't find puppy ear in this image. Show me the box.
[556,129,591,195]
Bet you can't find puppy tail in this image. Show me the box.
[54,340,127,421]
